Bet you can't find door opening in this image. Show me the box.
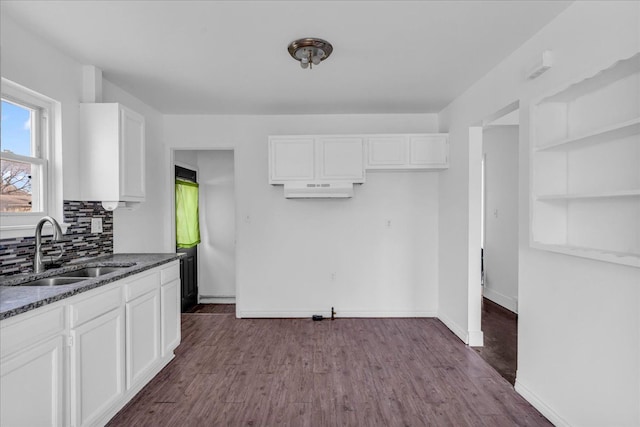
[173,149,237,314]
[175,165,199,312]
[471,103,520,385]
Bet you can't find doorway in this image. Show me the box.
[173,149,237,312]
[175,164,199,312]
[470,103,520,384]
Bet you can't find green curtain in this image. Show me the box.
[175,179,200,249]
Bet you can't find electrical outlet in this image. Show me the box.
[91,217,103,233]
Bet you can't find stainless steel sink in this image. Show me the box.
[58,267,125,278]
[20,277,86,286]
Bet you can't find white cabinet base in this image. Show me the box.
[126,290,160,389]
[0,336,65,427]
[70,307,125,427]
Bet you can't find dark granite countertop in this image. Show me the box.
[0,253,183,320]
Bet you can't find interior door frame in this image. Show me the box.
[169,148,238,316]
[467,100,520,347]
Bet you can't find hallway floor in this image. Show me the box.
[108,306,548,426]
[474,297,518,385]
[185,303,236,314]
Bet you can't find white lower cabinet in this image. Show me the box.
[1,335,65,427]
[0,261,181,427]
[161,278,181,357]
[125,289,160,389]
[70,307,125,427]
[0,304,66,427]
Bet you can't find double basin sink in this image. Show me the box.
[20,266,128,287]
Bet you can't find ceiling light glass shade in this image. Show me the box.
[288,38,333,70]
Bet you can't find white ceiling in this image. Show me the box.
[1,1,572,115]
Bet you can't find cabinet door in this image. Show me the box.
[409,135,448,168]
[161,279,181,357]
[269,137,315,183]
[366,136,408,169]
[317,137,365,182]
[126,290,160,389]
[1,336,65,427]
[119,107,145,201]
[70,307,125,427]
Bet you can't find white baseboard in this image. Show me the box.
[199,296,236,304]
[515,379,570,427]
[483,287,518,313]
[437,311,469,344]
[238,310,437,318]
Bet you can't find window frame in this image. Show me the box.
[1,78,65,238]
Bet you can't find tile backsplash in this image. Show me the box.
[0,201,113,276]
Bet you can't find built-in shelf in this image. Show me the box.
[543,54,640,103]
[536,189,640,201]
[530,52,640,268]
[531,242,640,268]
[535,117,640,152]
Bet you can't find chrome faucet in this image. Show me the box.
[34,216,65,273]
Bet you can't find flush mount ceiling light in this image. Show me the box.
[287,38,333,70]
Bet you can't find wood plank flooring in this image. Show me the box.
[108,310,550,426]
[186,303,237,314]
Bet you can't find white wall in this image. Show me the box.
[174,150,199,170]
[1,12,168,253]
[482,125,518,313]
[439,2,640,425]
[1,13,82,202]
[197,150,236,301]
[164,114,440,317]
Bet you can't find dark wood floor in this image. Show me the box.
[108,308,549,426]
[186,303,237,314]
[474,298,518,385]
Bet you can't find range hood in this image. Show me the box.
[283,181,354,199]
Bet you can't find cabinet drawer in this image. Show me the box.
[160,262,180,285]
[71,286,122,328]
[125,271,159,302]
[0,305,65,359]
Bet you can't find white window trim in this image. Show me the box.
[1,78,67,239]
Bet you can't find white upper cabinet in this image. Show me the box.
[366,134,449,170]
[367,136,407,167]
[316,137,365,181]
[79,103,145,206]
[269,136,365,184]
[269,137,315,182]
[269,133,449,185]
[119,109,145,200]
[409,135,448,168]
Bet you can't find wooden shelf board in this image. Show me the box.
[535,117,640,152]
[531,242,640,268]
[536,190,640,201]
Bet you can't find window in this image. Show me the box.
[1,78,63,237]
[1,99,45,212]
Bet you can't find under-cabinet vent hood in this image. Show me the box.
[283,182,354,199]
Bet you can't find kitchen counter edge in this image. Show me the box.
[0,253,183,320]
